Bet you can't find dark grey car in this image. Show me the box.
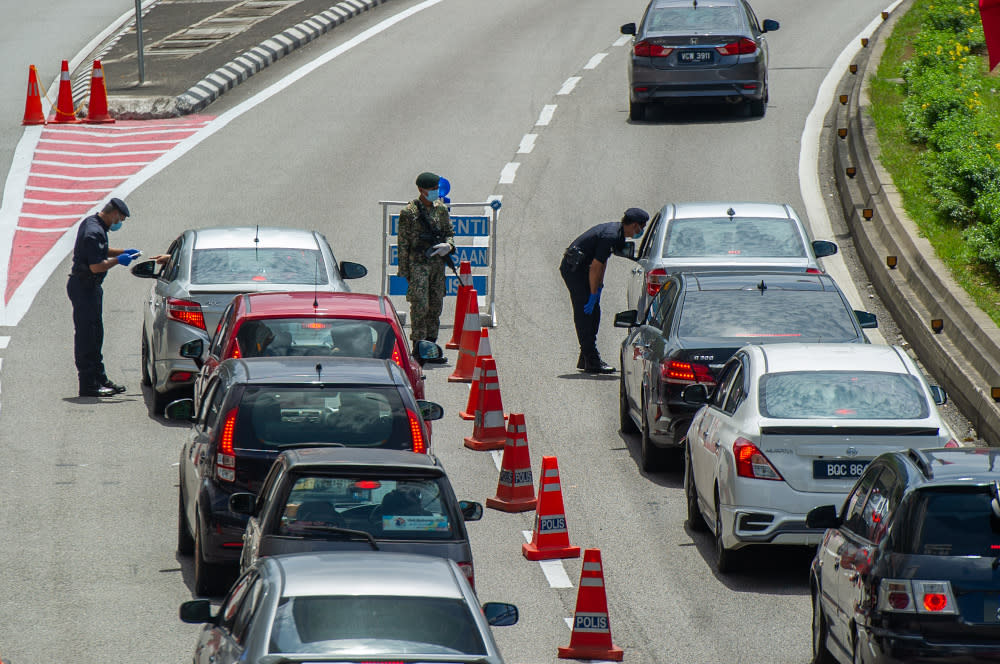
[621,0,779,120]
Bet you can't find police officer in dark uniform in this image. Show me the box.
[67,198,141,397]
[560,207,648,374]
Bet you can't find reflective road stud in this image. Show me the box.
[558,548,624,661]
[486,413,537,512]
[522,456,580,560]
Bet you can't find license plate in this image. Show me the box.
[813,460,870,479]
[680,50,713,63]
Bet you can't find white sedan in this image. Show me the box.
[682,343,960,573]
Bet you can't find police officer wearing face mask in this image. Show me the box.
[560,207,649,374]
[67,197,141,397]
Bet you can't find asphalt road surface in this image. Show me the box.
[0,1,952,663]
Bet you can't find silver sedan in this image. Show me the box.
[131,226,367,411]
[682,343,961,573]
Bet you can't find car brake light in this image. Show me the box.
[166,298,206,330]
[661,359,715,385]
[458,561,475,590]
[391,345,405,369]
[352,480,381,490]
[646,268,668,297]
[806,268,822,274]
[407,409,427,454]
[634,40,674,57]
[878,579,957,614]
[169,370,194,383]
[945,439,960,448]
[716,37,757,55]
[216,408,238,483]
[733,438,783,480]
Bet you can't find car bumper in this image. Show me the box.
[201,490,248,565]
[629,62,765,103]
[719,504,824,550]
[153,318,208,393]
[864,629,1000,663]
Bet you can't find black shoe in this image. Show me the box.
[577,353,586,370]
[79,385,116,397]
[99,378,126,394]
[583,360,616,374]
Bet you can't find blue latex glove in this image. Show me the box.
[583,288,602,315]
[117,252,136,266]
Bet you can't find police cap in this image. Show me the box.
[109,197,130,218]
[623,207,649,225]
[415,172,440,189]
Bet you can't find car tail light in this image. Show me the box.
[661,359,715,385]
[716,37,757,55]
[169,370,194,383]
[646,268,668,297]
[878,580,957,614]
[458,561,475,590]
[733,438,783,480]
[407,409,427,454]
[634,40,674,57]
[945,439,960,448]
[215,408,238,482]
[806,267,822,274]
[391,344,405,369]
[166,298,206,330]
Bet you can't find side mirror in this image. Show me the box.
[179,339,205,369]
[482,602,519,627]
[806,504,841,529]
[415,340,445,364]
[229,492,256,516]
[929,385,947,405]
[811,240,838,259]
[130,260,158,278]
[416,400,444,422]
[620,22,636,35]
[762,19,779,32]
[459,500,483,521]
[179,599,215,623]
[854,310,878,329]
[163,398,196,422]
[681,384,710,404]
[614,310,638,328]
[614,242,637,260]
[340,261,368,280]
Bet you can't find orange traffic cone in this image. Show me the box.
[558,548,624,661]
[84,60,114,124]
[464,357,507,451]
[22,65,45,126]
[448,288,480,383]
[486,413,537,512]
[522,456,580,560]
[459,329,496,420]
[446,260,473,350]
[52,59,80,124]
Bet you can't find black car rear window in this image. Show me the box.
[191,248,328,285]
[677,290,859,340]
[235,319,395,359]
[646,6,742,33]
[235,386,411,450]
[895,487,1000,556]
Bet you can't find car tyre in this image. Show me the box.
[177,486,194,556]
[684,444,707,531]
[640,396,668,472]
[194,510,225,597]
[714,493,740,573]
[629,99,647,122]
[811,589,837,664]
[619,373,639,435]
[140,325,152,387]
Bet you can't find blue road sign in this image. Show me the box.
[389,275,488,297]
[390,215,489,237]
[389,245,489,267]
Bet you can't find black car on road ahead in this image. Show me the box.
[166,356,444,596]
[809,448,1000,664]
[616,271,875,472]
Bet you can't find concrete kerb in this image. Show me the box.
[833,0,1000,445]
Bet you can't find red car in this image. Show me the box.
[184,291,435,403]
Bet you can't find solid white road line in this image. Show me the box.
[536,104,557,126]
[517,134,537,154]
[614,35,630,47]
[490,449,502,471]
[499,163,520,184]
[584,53,607,69]
[557,77,581,95]
[522,530,574,588]
[0,337,8,348]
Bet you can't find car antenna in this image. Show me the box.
[313,254,319,310]
[254,225,260,261]
[315,362,323,384]
[727,207,736,220]
[757,279,766,294]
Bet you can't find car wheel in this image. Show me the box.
[619,373,639,435]
[714,493,740,573]
[629,99,647,121]
[684,444,707,531]
[193,510,224,597]
[140,325,151,387]
[640,396,667,472]
[811,589,837,664]
[177,486,194,556]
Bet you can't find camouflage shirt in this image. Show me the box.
[397,199,455,275]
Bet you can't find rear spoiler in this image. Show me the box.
[760,426,940,436]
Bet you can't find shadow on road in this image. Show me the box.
[630,101,765,125]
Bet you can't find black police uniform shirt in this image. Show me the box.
[71,214,109,285]
[570,222,627,268]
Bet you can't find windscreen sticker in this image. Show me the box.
[382,515,449,531]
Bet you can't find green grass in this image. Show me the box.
[870,0,1000,322]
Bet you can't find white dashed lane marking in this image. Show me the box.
[499,162,520,184]
[517,133,537,154]
[0,336,9,349]
[536,104,557,126]
[583,53,607,69]
[521,530,574,588]
[614,34,630,46]
[557,76,581,95]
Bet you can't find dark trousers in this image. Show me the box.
[560,262,600,362]
[67,276,105,388]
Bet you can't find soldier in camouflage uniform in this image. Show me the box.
[397,171,455,350]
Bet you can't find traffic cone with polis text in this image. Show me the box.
[22,65,45,125]
[558,548,624,661]
[486,413,537,512]
[52,59,80,124]
[446,260,473,349]
[463,357,507,451]
[522,456,581,560]
[459,329,500,420]
[448,287,480,383]
[84,60,115,124]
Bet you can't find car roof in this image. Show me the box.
[191,226,320,250]
[682,271,835,291]
[273,551,465,598]
[240,291,387,318]
[281,447,442,472]
[666,201,794,221]
[907,448,1000,483]
[222,356,398,385]
[755,343,908,374]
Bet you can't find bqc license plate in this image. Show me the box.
[679,50,713,63]
[813,460,870,479]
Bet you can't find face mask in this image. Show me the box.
[425,190,440,202]
[109,221,123,232]
[633,229,643,239]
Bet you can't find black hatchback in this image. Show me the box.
[166,356,444,596]
[808,448,1000,663]
[615,271,875,472]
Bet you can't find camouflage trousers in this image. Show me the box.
[405,262,446,344]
